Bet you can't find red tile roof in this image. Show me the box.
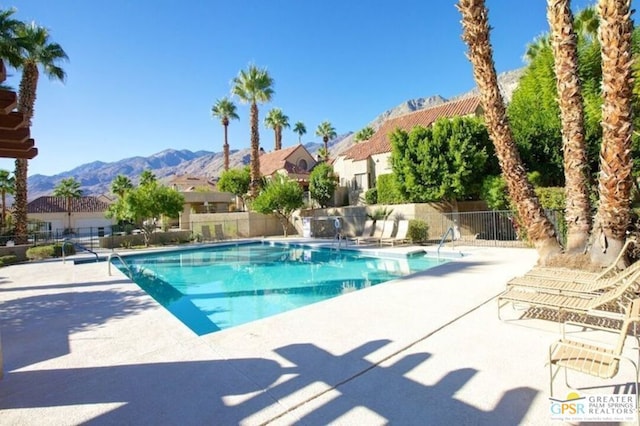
[342,96,483,161]
[168,175,217,191]
[27,196,112,214]
[259,144,311,176]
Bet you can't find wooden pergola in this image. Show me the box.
[0,61,36,159]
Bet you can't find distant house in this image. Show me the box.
[165,175,235,229]
[168,175,218,192]
[27,196,114,235]
[259,144,317,189]
[332,96,483,199]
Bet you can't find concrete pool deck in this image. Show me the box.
[0,241,638,425]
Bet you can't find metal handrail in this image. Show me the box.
[108,252,134,278]
[437,226,455,258]
[62,239,99,264]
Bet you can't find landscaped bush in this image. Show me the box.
[26,243,75,260]
[364,188,378,205]
[0,254,17,266]
[26,245,56,260]
[377,174,405,204]
[407,219,429,244]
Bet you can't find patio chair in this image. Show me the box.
[380,220,410,246]
[548,298,640,402]
[347,220,374,244]
[214,224,225,240]
[201,225,212,241]
[506,260,640,296]
[526,238,636,284]
[374,220,396,246]
[351,220,385,245]
[497,267,640,321]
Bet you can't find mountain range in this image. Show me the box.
[26,68,524,201]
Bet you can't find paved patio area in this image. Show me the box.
[0,241,638,425]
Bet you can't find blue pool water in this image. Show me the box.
[116,242,448,335]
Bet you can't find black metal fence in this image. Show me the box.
[0,209,565,250]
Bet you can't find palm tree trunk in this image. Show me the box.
[547,0,592,254]
[249,102,261,197]
[13,62,38,244]
[275,127,282,151]
[589,0,634,266]
[223,121,230,171]
[458,0,562,262]
[1,190,5,227]
[323,137,329,161]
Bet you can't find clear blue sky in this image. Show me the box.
[1,0,598,177]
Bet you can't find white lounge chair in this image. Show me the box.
[380,220,409,246]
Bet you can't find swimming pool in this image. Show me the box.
[115,242,449,335]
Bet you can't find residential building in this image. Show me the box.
[332,96,483,202]
[259,144,317,189]
[27,196,114,236]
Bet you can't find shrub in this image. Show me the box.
[377,174,405,204]
[0,254,17,266]
[534,187,565,210]
[26,244,76,260]
[364,188,378,205]
[407,219,429,244]
[26,245,56,260]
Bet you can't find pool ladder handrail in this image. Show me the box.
[108,252,134,278]
[62,239,99,264]
[437,226,458,258]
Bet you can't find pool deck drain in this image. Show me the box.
[0,241,638,425]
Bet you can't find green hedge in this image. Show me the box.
[408,219,429,244]
[0,254,17,267]
[364,188,378,205]
[26,243,76,260]
[377,174,405,204]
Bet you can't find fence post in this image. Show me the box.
[493,212,498,247]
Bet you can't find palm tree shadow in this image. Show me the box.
[0,339,538,425]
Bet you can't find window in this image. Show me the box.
[297,159,308,171]
[354,173,368,190]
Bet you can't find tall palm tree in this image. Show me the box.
[547,0,591,254]
[589,0,634,266]
[458,0,562,262]
[0,8,22,69]
[232,64,274,197]
[13,22,68,244]
[264,108,289,151]
[110,174,133,198]
[211,97,239,171]
[0,169,14,228]
[315,121,336,161]
[53,177,82,231]
[293,121,306,144]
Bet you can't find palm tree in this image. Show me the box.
[458,0,562,262]
[13,22,68,244]
[232,64,274,197]
[0,169,14,228]
[589,0,634,266]
[140,170,156,186]
[211,97,239,171]
[547,0,591,254]
[110,174,133,198]
[354,126,375,143]
[0,8,22,69]
[264,108,289,151]
[315,121,336,161]
[53,177,82,231]
[293,121,306,144]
